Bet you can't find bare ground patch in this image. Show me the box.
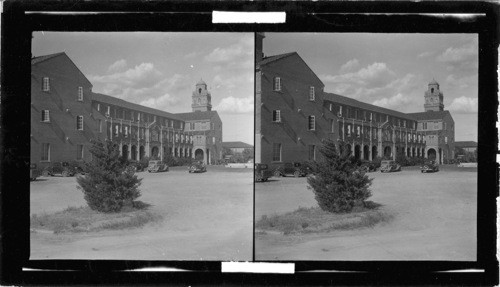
[31,201,163,234]
[255,202,394,235]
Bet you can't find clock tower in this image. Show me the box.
[192,79,212,112]
[424,79,444,112]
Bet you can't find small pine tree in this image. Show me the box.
[77,140,142,213]
[307,140,373,213]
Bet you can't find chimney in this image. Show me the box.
[256,33,265,63]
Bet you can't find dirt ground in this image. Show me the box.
[255,165,477,261]
[30,166,253,261]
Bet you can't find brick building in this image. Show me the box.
[255,34,427,165]
[408,80,455,164]
[31,52,222,167]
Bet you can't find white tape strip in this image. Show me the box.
[212,11,286,24]
[222,262,294,273]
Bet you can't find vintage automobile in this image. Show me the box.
[359,160,377,173]
[147,160,169,173]
[188,161,207,173]
[42,162,76,177]
[421,160,439,173]
[30,163,40,181]
[273,162,311,178]
[255,163,273,182]
[128,160,145,172]
[380,160,401,173]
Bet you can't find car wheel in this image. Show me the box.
[293,171,300,178]
[274,170,281,177]
[42,170,49,177]
[62,170,69,177]
[255,175,262,182]
[421,170,424,173]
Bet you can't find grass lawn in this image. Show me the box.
[255,202,394,235]
[31,201,163,234]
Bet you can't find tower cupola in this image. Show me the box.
[424,79,444,112]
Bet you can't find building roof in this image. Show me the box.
[31,52,66,65]
[429,78,439,85]
[197,78,206,86]
[222,141,253,149]
[455,141,477,148]
[406,110,452,121]
[175,110,219,121]
[92,93,183,121]
[324,92,417,121]
[258,52,297,66]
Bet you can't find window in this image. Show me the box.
[42,77,50,91]
[124,126,129,137]
[190,122,195,130]
[77,87,83,101]
[308,115,316,131]
[434,121,439,129]
[272,110,281,122]
[273,77,282,91]
[272,143,282,161]
[41,110,50,122]
[41,143,50,161]
[137,113,141,122]
[97,103,100,111]
[329,103,333,111]
[211,122,215,130]
[423,122,427,130]
[76,116,84,130]
[338,106,343,117]
[444,122,447,130]
[115,125,119,136]
[98,119,102,132]
[347,125,351,136]
[331,119,335,133]
[309,145,316,161]
[106,106,111,117]
[357,126,361,138]
[77,145,84,160]
[309,86,315,101]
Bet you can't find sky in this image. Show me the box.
[32,32,254,145]
[263,33,478,142]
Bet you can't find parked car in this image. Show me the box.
[147,160,169,173]
[128,160,145,172]
[380,160,401,173]
[273,162,311,178]
[421,160,439,173]
[30,163,40,181]
[69,160,87,175]
[189,161,207,173]
[359,160,377,172]
[42,162,76,177]
[255,163,273,182]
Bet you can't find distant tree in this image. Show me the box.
[77,140,142,213]
[242,148,254,162]
[308,140,373,213]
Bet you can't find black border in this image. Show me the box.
[1,1,498,285]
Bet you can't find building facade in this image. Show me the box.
[31,52,222,167]
[256,34,428,165]
[408,80,455,164]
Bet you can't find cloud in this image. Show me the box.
[107,59,127,73]
[417,51,435,58]
[183,52,199,59]
[445,74,477,90]
[448,96,478,113]
[140,93,180,110]
[215,96,254,114]
[437,42,477,64]
[339,59,360,73]
[372,93,412,110]
[90,62,163,90]
[322,62,396,88]
[204,34,253,63]
[212,73,253,90]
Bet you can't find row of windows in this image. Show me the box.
[326,102,417,130]
[421,121,452,131]
[186,121,217,131]
[273,77,316,101]
[42,77,84,102]
[272,110,317,131]
[41,110,84,130]
[96,103,182,129]
[41,143,84,162]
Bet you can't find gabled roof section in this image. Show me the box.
[92,93,183,121]
[258,52,296,66]
[222,141,253,149]
[455,141,477,148]
[406,110,452,121]
[31,52,66,65]
[32,52,92,87]
[259,52,324,88]
[175,110,219,121]
[324,92,417,121]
